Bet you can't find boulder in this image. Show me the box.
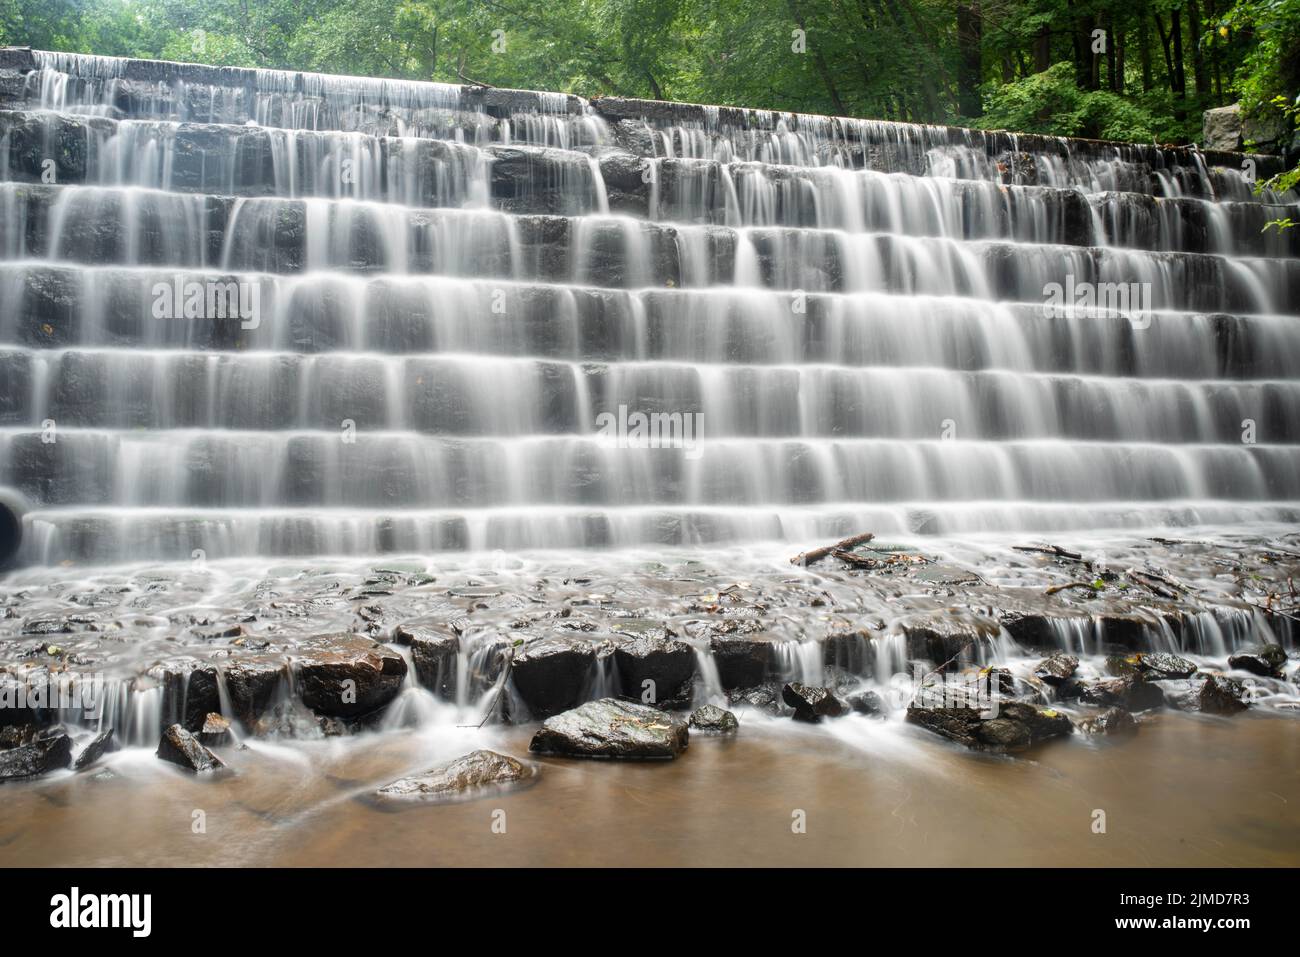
[1203,104,1242,152]
[510,635,597,719]
[157,724,224,772]
[376,749,532,799]
[1105,654,1142,677]
[782,682,846,722]
[688,704,738,733]
[1034,652,1079,686]
[72,729,115,770]
[529,698,688,759]
[726,680,792,715]
[0,728,72,779]
[708,636,771,689]
[906,700,1071,753]
[393,621,460,698]
[222,656,285,728]
[1198,674,1248,715]
[293,633,407,718]
[612,633,697,707]
[846,689,885,716]
[197,712,231,747]
[1136,652,1197,680]
[1077,706,1138,736]
[1228,644,1286,678]
[1079,676,1165,712]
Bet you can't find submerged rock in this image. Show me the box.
[376,749,532,799]
[906,700,1071,753]
[1080,676,1165,712]
[846,689,886,716]
[0,728,72,779]
[1077,707,1138,736]
[782,682,846,722]
[72,729,115,770]
[688,704,738,733]
[1198,674,1249,715]
[157,723,225,772]
[726,680,792,715]
[294,633,407,718]
[197,712,231,747]
[529,698,689,759]
[1034,652,1079,686]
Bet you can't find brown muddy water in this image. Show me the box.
[3,709,1297,867]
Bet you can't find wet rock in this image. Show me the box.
[72,729,115,770]
[0,723,39,748]
[223,656,285,728]
[726,680,792,715]
[198,712,231,747]
[1077,707,1139,736]
[612,633,696,708]
[1080,676,1165,712]
[376,749,532,799]
[1227,644,1286,678]
[529,698,688,759]
[1198,674,1248,715]
[782,682,846,722]
[1034,652,1079,686]
[1104,653,1142,677]
[509,635,598,719]
[0,728,72,779]
[1136,652,1197,680]
[147,659,221,733]
[157,723,224,772]
[906,700,1070,753]
[688,704,738,733]
[898,614,996,670]
[1203,103,1242,152]
[708,636,772,689]
[393,621,459,699]
[294,633,407,718]
[846,689,886,716]
[1146,677,1203,711]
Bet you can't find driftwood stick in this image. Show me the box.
[790,531,875,567]
[1013,544,1084,562]
[1044,581,1097,596]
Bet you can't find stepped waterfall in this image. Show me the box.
[0,49,1297,867]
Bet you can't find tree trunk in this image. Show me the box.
[1033,25,1051,73]
[956,3,982,116]
[1188,0,1209,97]
[1171,7,1187,119]
[1139,16,1153,92]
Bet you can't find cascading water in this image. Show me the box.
[0,51,1298,862]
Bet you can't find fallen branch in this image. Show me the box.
[1013,543,1084,562]
[790,531,874,567]
[1044,581,1098,596]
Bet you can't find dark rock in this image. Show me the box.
[0,723,39,748]
[688,704,738,733]
[1198,674,1248,715]
[223,656,285,728]
[1104,653,1143,677]
[0,728,72,779]
[156,723,224,772]
[708,636,772,689]
[294,633,407,718]
[376,749,532,799]
[529,698,688,759]
[1034,652,1079,686]
[726,680,792,715]
[1137,652,1198,679]
[510,635,597,719]
[906,700,1071,753]
[72,729,115,770]
[393,621,459,698]
[612,633,696,707]
[782,682,846,722]
[846,689,885,715]
[1227,644,1286,678]
[1080,676,1165,711]
[1077,706,1138,736]
[197,712,231,747]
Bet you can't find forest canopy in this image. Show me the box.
[2,0,1297,150]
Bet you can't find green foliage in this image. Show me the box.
[0,0,1298,147]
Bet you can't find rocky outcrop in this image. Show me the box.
[1203,104,1242,152]
[906,700,1071,753]
[0,727,72,779]
[376,749,533,799]
[156,723,224,772]
[688,704,738,733]
[529,698,689,759]
[293,633,407,718]
[782,682,846,722]
[612,632,696,707]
